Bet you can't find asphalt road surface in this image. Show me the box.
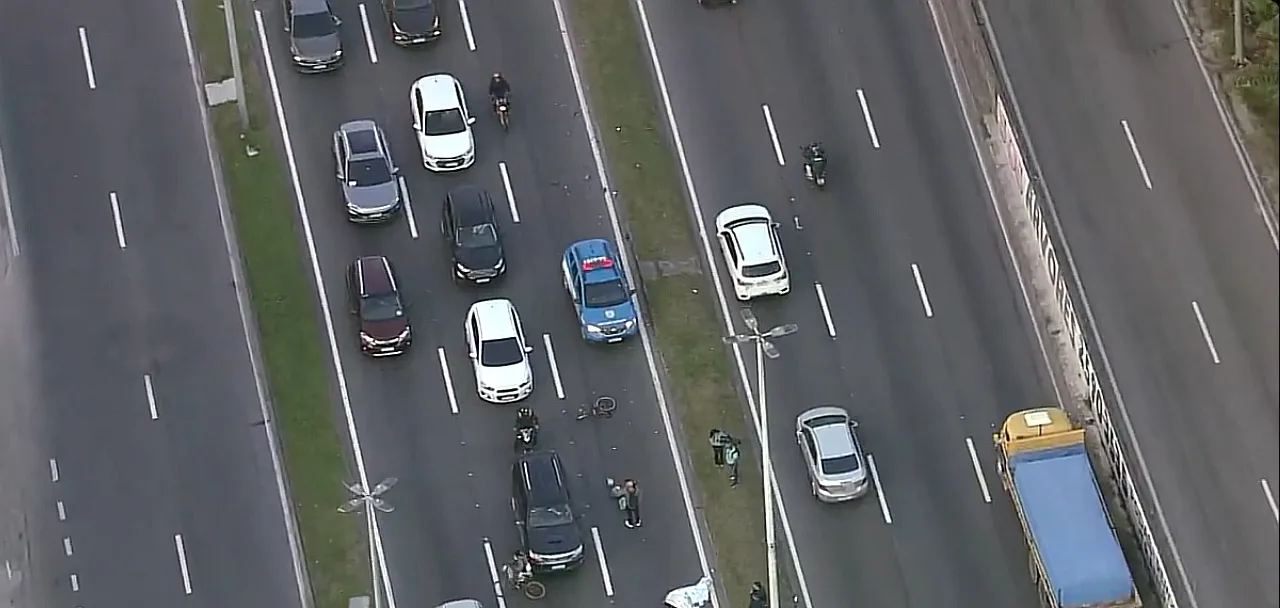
[252,0,707,605]
[637,0,1059,606]
[983,0,1280,606]
[0,2,302,607]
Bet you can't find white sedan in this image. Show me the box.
[465,299,534,403]
[410,73,476,172]
[715,204,790,301]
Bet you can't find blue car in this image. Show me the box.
[561,239,638,343]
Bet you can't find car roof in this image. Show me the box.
[355,257,395,294]
[468,299,518,340]
[516,451,569,505]
[568,239,620,282]
[717,204,778,266]
[339,120,382,156]
[448,186,491,223]
[800,406,856,458]
[434,601,482,608]
[412,74,461,110]
[293,0,331,15]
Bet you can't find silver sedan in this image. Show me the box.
[795,406,870,503]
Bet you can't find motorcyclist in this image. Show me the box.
[515,407,539,433]
[488,72,511,109]
[802,142,826,173]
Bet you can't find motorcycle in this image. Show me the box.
[802,145,827,188]
[514,426,537,453]
[492,96,511,131]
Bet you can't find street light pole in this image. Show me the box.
[339,477,398,608]
[723,308,797,608]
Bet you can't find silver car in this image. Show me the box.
[795,406,870,503]
[333,120,401,223]
[434,601,483,608]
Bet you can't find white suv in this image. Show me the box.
[465,299,534,403]
[715,204,790,301]
[410,73,476,172]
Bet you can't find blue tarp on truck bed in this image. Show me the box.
[1010,443,1135,608]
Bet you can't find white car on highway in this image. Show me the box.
[465,299,534,403]
[410,73,476,171]
[715,204,790,301]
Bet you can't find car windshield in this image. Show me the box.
[458,223,498,248]
[582,279,629,308]
[480,337,523,367]
[360,293,402,321]
[348,158,391,187]
[742,261,782,278]
[820,454,860,475]
[528,504,574,528]
[422,108,465,136]
[292,13,336,38]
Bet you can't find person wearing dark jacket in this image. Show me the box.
[488,72,511,106]
[709,429,732,466]
[620,478,642,528]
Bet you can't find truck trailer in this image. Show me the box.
[993,407,1140,608]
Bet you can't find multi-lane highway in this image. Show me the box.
[636,0,1056,606]
[983,0,1280,606]
[0,1,303,607]
[251,0,709,605]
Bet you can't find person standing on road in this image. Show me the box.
[709,429,733,467]
[724,440,741,487]
[621,479,642,528]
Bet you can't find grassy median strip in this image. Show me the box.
[190,2,368,607]
[567,0,792,605]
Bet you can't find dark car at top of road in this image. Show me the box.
[346,256,411,356]
[442,185,505,284]
[333,120,401,223]
[512,451,584,572]
[284,0,343,73]
[382,0,441,46]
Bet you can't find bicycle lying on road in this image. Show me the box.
[576,395,617,420]
[501,559,546,600]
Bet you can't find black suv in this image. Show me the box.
[284,0,343,73]
[346,256,411,356]
[512,451,584,571]
[382,0,441,46]
[442,185,505,284]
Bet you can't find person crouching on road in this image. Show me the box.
[620,478,642,528]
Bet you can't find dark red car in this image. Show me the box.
[346,256,411,356]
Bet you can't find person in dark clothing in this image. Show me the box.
[621,478,642,528]
[724,439,741,486]
[749,581,768,608]
[709,429,732,467]
[488,72,511,107]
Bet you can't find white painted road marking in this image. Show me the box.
[70,573,79,592]
[480,538,508,608]
[357,4,379,64]
[56,501,66,521]
[0,134,20,256]
[590,526,615,596]
[49,458,59,482]
[910,263,934,318]
[498,162,520,223]
[174,534,193,594]
[965,437,992,503]
[1261,479,1278,523]
[856,89,881,149]
[813,283,836,337]
[542,334,565,399]
[399,177,418,239]
[1120,119,1153,190]
[1190,301,1220,364]
[866,453,892,524]
[437,347,459,414]
[109,192,127,248]
[144,374,159,420]
[458,0,478,51]
[78,28,97,89]
[761,104,786,166]
[63,537,73,557]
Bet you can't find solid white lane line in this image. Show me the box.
[965,437,992,503]
[458,0,478,51]
[542,334,565,399]
[174,534,193,594]
[70,573,80,592]
[856,89,881,149]
[4,560,10,580]
[813,283,836,337]
[78,28,97,89]
[49,459,59,482]
[357,4,379,64]
[1190,301,1221,364]
[590,526,615,597]
[498,162,520,223]
[437,347,459,414]
[109,192,128,248]
[866,453,892,524]
[481,538,508,608]
[1120,120,1153,190]
[144,374,159,420]
[399,177,418,239]
[56,501,66,521]
[0,135,20,256]
[910,263,934,318]
[761,104,786,166]
[63,537,73,556]
[1261,479,1278,523]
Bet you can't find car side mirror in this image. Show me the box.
[771,221,782,228]
[523,345,534,354]
[391,166,400,175]
[468,351,477,360]
[467,116,477,125]
[629,288,637,295]
[332,15,342,25]
[849,420,859,428]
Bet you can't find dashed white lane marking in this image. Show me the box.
[357,3,379,64]
[910,263,934,318]
[62,537,73,557]
[144,374,159,420]
[49,459,59,482]
[856,89,881,149]
[399,177,418,239]
[761,104,786,166]
[866,453,892,524]
[174,534,193,594]
[1190,301,1221,364]
[109,192,127,249]
[590,526,615,597]
[542,334,565,399]
[498,162,519,223]
[1261,479,1278,523]
[56,501,66,521]
[813,283,836,337]
[1120,119,1153,190]
[480,538,508,608]
[458,0,478,51]
[0,134,20,257]
[437,347,459,414]
[965,437,992,503]
[78,28,97,89]
[70,573,80,592]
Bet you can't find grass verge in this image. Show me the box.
[568,0,791,605]
[190,2,368,606]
